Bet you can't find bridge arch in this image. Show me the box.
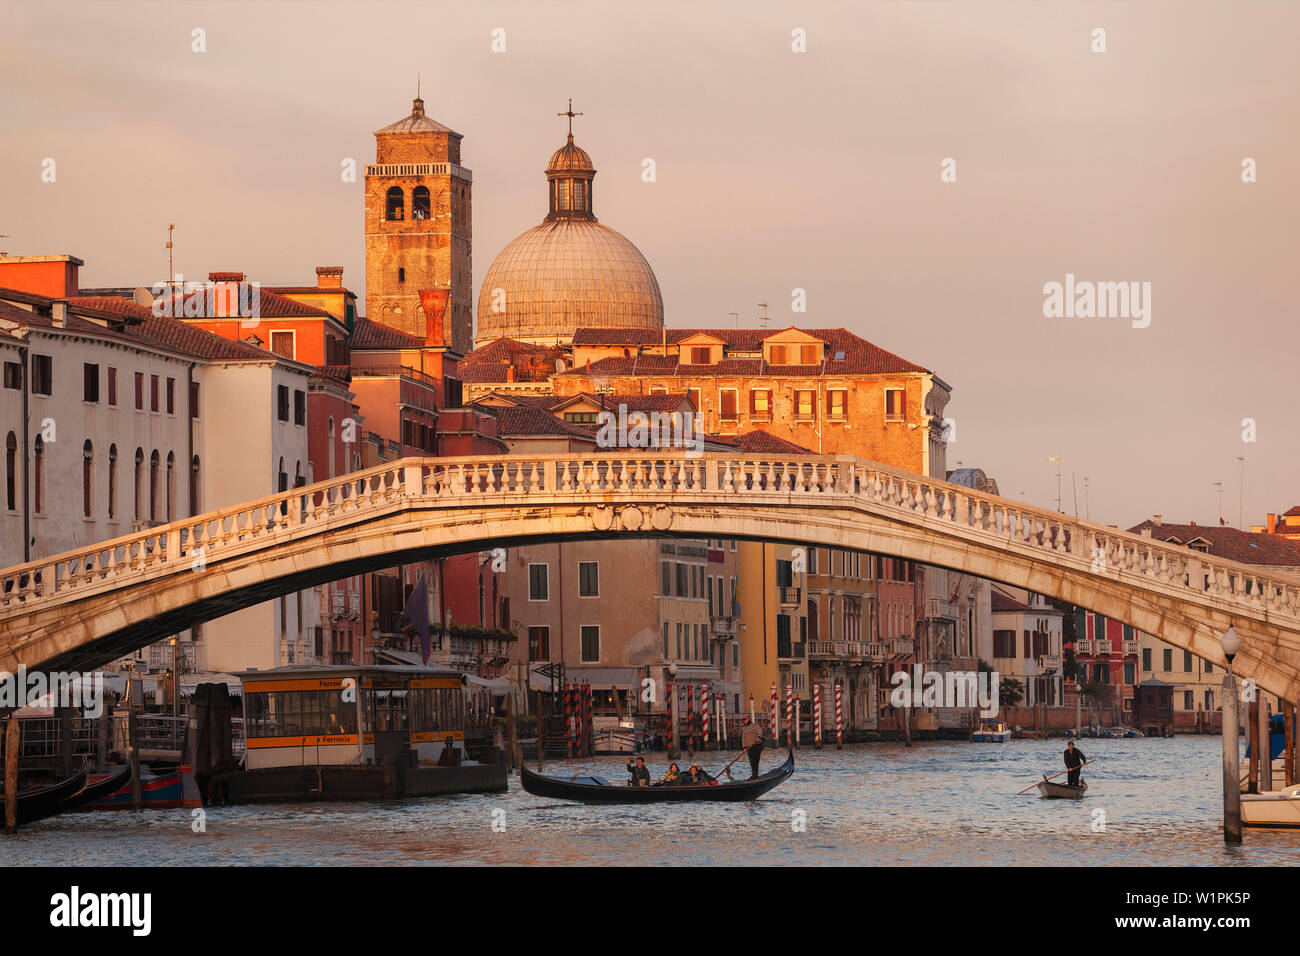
[2,454,1298,698]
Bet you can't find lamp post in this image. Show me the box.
[1221,626,1242,844]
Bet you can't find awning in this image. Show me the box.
[180,674,244,696]
[528,667,639,691]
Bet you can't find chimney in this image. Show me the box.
[316,266,344,290]
[51,300,68,327]
[419,288,450,347]
[1267,513,1276,533]
[1152,514,1162,527]
[505,365,515,383]
[208,272,246,318]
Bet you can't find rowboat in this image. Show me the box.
[520,749,794,803]
[1036,777,1087,799]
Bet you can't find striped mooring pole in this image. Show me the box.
[565,683,575,758]
[834,679,844,750]
[666,680,674,758]
[770,682,778,743]
[702,684,711,751]
[813,683,823,749]
[785,682,794,749]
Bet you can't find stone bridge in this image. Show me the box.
[2,453,1298,699]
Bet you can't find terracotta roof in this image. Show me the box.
[374,99,460,136]
[1285,506,1300,517]
[478,405,597,440]
[69,296,152,320]
[571,327,931,374]
[991,590,1030,613]
[561,328,929,379]
[350,317,425,350]
[174,287,334,320]
[555,392,692,413]
[725,430,814,454]
[1126,520,1300,567]
[461,336,565,366]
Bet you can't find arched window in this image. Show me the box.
[327,417,336,479]
[33,436,44,513]
[149,450,160,522]
[190,456,201,513]
[398,267,405,284]
[134,448,144,521]
[385,187,404,221]
[5,432,16,512]
[294,461,303,487]
[807,600,819,642]
[277,457,287,493]
[412,186,430,220]
[108,444,118,520]
[166,451,176,521]
[83,440,94,517]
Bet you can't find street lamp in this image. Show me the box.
[1047,456,1063,513]
[1221,625,1242,843]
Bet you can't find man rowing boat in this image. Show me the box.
[1063,741,1086,787]
[741,716,765,778]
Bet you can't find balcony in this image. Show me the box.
[711,617,737,639]
[1122,640,1140,657]
[1074,639,1095,655]
[889,637,914,659]
[1037,655,1062,672]
[776,640,805,661]
[807,641,838,659]
[779,586,801,607]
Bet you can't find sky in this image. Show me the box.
[2,0,1296,530]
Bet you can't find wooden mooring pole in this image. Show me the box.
[505,690,518,773]
[1285,701,1296,788]
[1247,699,1260,794]
[4,717,19,835]
[128,708,143,810]
[1222,673,1242,843]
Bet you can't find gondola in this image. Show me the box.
[59,762,133,813]
[1036,777,1087,800]
[0,758,90,825]
[520,749,795,803]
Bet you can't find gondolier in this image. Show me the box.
[741,716,765,778]
[1064,741,1086,787]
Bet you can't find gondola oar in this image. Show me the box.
[712,750,749,781]
[1016,760,1092,795]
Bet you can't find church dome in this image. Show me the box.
[475,119,663,347]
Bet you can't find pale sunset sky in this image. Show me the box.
[2,1,1296,529]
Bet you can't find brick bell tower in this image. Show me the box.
[364,95,473,355]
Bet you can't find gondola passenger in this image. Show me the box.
[659,762,681,786]
[626,756,651,788]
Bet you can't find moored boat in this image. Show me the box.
[0,759,90,825]
[1241,785,1300,829]
[520,749,794,803]
[79,767,181,811]
[972,720,1011,742]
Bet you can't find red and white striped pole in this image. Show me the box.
[666,680,675,759]
[749,694,756,723]
[566,683,575,758]
[813,683,823,749]
[785,682,794,749]
[702,684,711,751]
[770,682,779,742]
[834,679,843,750]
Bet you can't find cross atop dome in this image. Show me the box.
[557,97,583,141]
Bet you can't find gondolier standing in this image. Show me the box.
[741,715,765,778]
[1063,741,1086,787]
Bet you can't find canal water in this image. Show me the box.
[4,736,1298,866]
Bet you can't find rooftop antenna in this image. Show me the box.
[1047,455,1062,513]
[757,302,768,330]
[1071,473,1079,517]
[729,312,739,329]
[1213,480,1223,526]
[1082,476,1090,521]
[1237,457,1246,530]
[165,223,175,300]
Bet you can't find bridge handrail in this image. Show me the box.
[2,452,1298,625]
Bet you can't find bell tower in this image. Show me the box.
[364,95,473,355]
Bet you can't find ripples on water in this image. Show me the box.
[4,737,1299,866]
